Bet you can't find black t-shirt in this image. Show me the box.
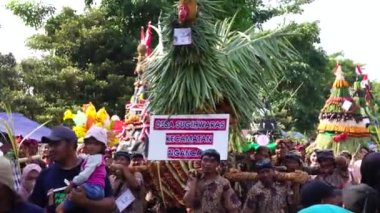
[29,160,113,213]
[8,202,44,213]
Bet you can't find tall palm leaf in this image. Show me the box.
[0,106,50,160]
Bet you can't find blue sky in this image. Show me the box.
[0,0,379,80]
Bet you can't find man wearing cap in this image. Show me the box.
[183,149,241,213]
[242,159,289,213]
[109,151,145,213]
[315,150,350,189]
[284,152,303,213]
[29,126,115,213]
[0,156,44,213]
[131,152,145,166]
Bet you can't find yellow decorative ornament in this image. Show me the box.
[85,103,97,120]
[73,126,87,140]
[96,107,108,125]
[63,110,75,121]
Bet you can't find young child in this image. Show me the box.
[57,126,108,213]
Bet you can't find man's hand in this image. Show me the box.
[187,172,198,186]
[110,163,124,170]
[67,186,88,206]
[65,182,75,193]
[47,189,54,206]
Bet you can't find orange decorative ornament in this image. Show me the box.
[178,0,197,24]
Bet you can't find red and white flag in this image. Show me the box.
[355,64,363,75]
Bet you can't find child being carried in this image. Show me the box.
[57,126,108,213]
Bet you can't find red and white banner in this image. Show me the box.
[148,114,230,160]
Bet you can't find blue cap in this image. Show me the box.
[114,151,131,160]
[255,159,273,171]
[41,126,77,144]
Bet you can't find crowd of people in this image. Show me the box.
[1,125,380,213]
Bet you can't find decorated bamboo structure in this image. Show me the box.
[313,64,371,153]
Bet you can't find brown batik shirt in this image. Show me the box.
[185,175,241,213]
[111,172,145,213]
[242,181,288,213]
[314,168,350,189]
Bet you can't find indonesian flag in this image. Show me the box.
[140,22,153,56]
[355,64,363,75]
[362,74,369,88]
[145,22,152,56]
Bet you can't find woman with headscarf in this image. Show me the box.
[343,152,380,213]
[17,163,42,200]
[0,156,43,213]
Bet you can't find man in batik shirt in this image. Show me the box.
[242,159,289,213]
[314,150,350,189]
[183,149,241,213]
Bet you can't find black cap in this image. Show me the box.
[41,126,78,144]
[114,151,131,161]
[285,152,302,165]
[131,152,144,159]
[317,150,335,162]
[201,149,220,162]
[255,159,273,171]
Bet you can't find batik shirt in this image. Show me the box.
[315,168,350,189]
[185,175,241,213]
[111,172,145,213]
[242,181,288,213]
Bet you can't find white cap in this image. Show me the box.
[85,126,108,145]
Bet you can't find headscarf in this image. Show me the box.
[360,152,380,201]
[18,163,41,200]
[0,156,14,190]
[343,184,378,213]
[22,163,42,179]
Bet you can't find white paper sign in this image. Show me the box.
[148,114,230,160]
[342,100,353,111]
[115,189,135,212]
[173,28,192,45]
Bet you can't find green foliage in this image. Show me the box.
[145,0,297,124]
[6,0,55,29]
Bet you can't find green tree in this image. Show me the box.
[9,7,137,121]
[255,22,331,133]
[6,0,55,29]
[0,53,46,120]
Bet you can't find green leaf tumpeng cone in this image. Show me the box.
[145,0,297,151]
